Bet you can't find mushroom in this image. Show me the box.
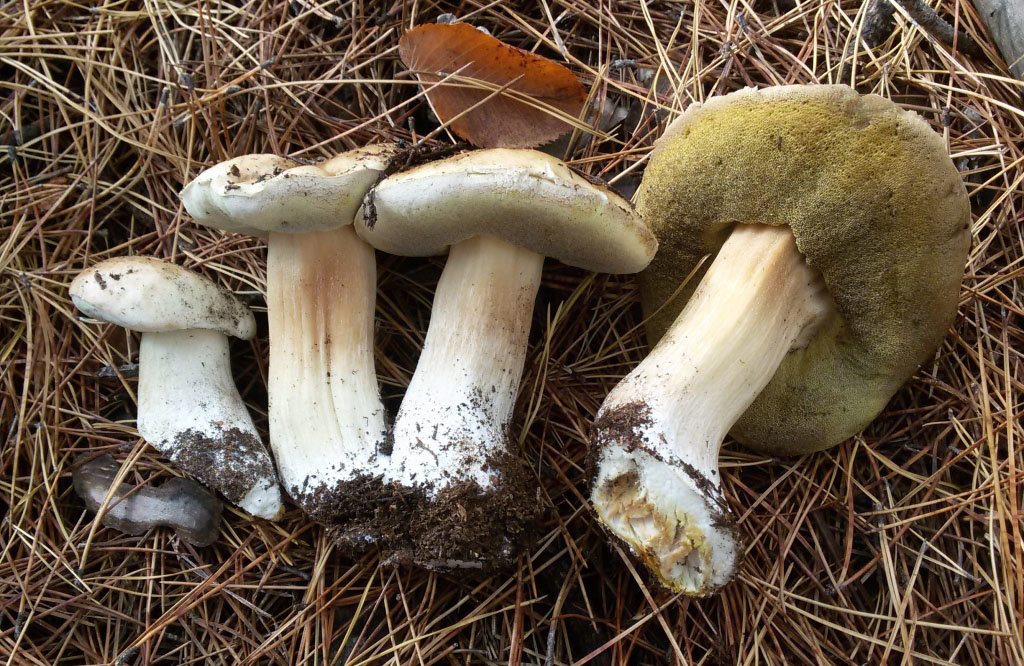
[73,454,223,546]
[179,144,396,525]
[590,85,971,594]
[70,257,283,519]
[355,148,657,569]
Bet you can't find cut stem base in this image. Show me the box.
[592,224,831,594]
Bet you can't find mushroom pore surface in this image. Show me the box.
[637,84,970,454]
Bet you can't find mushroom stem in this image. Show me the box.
[389,235,543,492]
[266,227,386,519]
[591,224,832,594]
[137,329,282,520]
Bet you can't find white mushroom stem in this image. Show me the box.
[137,329,282,520]
[388,235,544,493]
[591,224,832,594]
[267,227,387,508]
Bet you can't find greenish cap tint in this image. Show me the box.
[636,84,970,455]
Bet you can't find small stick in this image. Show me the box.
[861,0,983,57]
[862,0,898,47]
[899,0,984,57]
[971,0,1024,79]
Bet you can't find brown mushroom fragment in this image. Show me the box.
[73,454,222,547]
[398,22,587,148]
[355,148,656,570]
[591,85,971,595]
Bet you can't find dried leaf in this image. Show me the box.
[399,22,587,148]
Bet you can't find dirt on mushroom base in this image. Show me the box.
[402,445,539,571]
[314,473,419,552]
[171,426,278,505]
[588,402,744,592]
[317,446,539,573]
[589,402,728,510]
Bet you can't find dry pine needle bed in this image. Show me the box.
[1,0,1022,664]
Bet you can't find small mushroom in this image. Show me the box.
[355,148,657,569]
[70,257,284,520]
[590,85,971,594]
[179,145,397,524]
[73,454,222,546]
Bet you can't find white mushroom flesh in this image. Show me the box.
[267,227,387,505]
[591,224,832,594]
[137,329,283,520]
[387,235,543,494]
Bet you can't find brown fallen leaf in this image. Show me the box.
[399,22,587,148]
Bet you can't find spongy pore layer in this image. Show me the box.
[637,84,971,454]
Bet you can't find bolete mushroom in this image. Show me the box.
[179,144,396,525]
[73,453,223,547]
[70,257,283,519]
[355,148,657,569]
[590,85,971,594]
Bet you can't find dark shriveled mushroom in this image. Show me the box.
[73,454,222,546]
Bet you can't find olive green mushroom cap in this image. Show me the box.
[637,84,970,455]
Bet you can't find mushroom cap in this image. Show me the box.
[354,149,657,274]
[70,256,256,339]
[180,143,399,235]
[637,84,970,455]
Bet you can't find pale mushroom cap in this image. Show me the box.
[637,84,971,455]
[355,149,657,274]
[70,257,256,339]
[180,143,399,235]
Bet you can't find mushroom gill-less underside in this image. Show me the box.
[591,84,970,595]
